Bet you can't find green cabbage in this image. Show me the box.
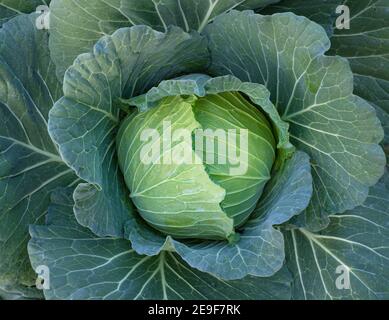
[117,92,276,240]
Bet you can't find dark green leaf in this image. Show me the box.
[284,170,389,299]
[0,14,78,290]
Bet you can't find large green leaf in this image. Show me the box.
[28,188,292,300]
[48,0,279,80]
[205,10,385,231]
[262,0,389,160]
[48,25,209,238]
[0,14,78,292]
[329,0,389,159]
[284,170,389,299]
[0,0,50,26]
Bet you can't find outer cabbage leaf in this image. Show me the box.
[0,0,50,26]
[0,14,78,293]
[49,0,280,80]
[28,188,292,300]
[284,170,389,299]
[125,150,312,280]
[262,0,389,161]
[204,10,385,231]
[48,25,209,237]
[328,0,389,160]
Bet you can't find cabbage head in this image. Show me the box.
[117,91,276,241]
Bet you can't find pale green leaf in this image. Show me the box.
[118,94,235,240]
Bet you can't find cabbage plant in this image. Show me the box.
[0,0,388,300]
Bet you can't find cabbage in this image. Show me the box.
[1,0,388,300]
[117,92,276,240]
